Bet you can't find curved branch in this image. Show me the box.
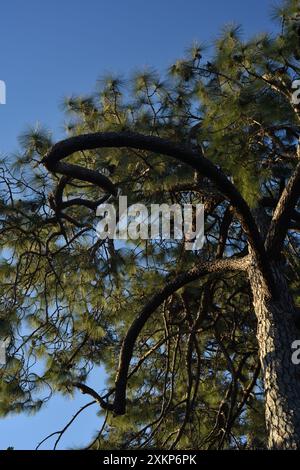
[113,256,250,415]
[73,382,114,411]
[53,161,117,196]
[42,132,272,287]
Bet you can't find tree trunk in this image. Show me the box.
[249,260,300,449]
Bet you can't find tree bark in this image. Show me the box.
[249,260,300,449]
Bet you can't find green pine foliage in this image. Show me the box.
[0,0,299,449]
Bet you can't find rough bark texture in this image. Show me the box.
[249,259,300,449]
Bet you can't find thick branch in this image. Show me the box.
[113,256,250,415]
[42,132,272,288]
[53,161,117,196]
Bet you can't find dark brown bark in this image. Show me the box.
[249,260,300,449]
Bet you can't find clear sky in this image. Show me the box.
[0,0,275,450]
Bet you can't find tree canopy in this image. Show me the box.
[0,0,300,449]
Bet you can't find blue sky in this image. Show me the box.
[0,0,275,450]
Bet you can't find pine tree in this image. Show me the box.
[0,0,300,450]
